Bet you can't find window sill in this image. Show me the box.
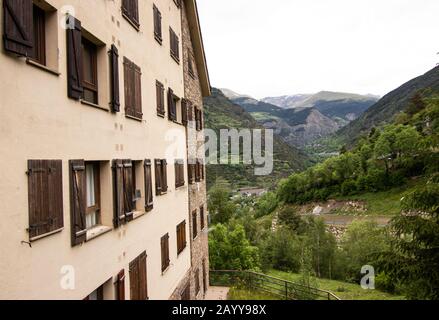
[125,114,143,122]
[80,99,110,112]
[132,211,147,220]
[177,246,187,257]
[170,54,180,65]
[26,58,60,76]
[29,227,64,243]
[86,225,112,242]
[122,13,140,31]
[157,112,166,119]
[154,34,163,45]
[175,184,186,190]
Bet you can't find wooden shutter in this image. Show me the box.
[195,160,201,182]
[161,234,170,272]
[129,252,148,300]
[66,15,83,100]
[188,161,195,185]
[170,28,179,62]
[122,0,139,28]
[116,269,125,300]
[187,102,193,123]
[200,206,205,230]
[161,159,168,193]
[168,88,176,121]
[144,160,153,212]
[27,160,63,240]
[156,81,165,116]
[133,64,142,119]
[154,159,162,195]
[122,160,134,222]
[192,210,198,239]
[109,44,120,112]
[3,0,33,57]
[69,160,86,246]
[181,99,188,126]
[177,220,186,255]
[124,58,134,117]
[153,5,162,42]
[112,159,126,228]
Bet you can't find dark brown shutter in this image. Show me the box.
[66,15,83,100]
[112,159,126,228]
[3,0,33,57]
[138,252,148,300]
[124,57,134,117]
[200,206,205,230]
[109,44,120,112]
[161,234,170,272]
[116,269,125,300]
[161,159,168,193]
[69,160,86,246]
[122,160,134,222]
[133,64,143,119]
[154,159,162,195]
[122,0,139,28]
[192,210,198,239]
[188,161,195,185]
[153,5,162,42]
[156,81,165,116]
[27,160,64,240]
[144,160,153,212]
[168,88,176,121]
[181,99,188,126]
[129,252,147,300]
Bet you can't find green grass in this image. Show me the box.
[334,177,425,216]
[228,288,278,300]
[268,270,405,300]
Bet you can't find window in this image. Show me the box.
[115,269,126,300]
[31,4,46,65]
[27,160,63,241]
[200,206,205,230]
[112,159,137,228]
[85,162,101,229]
[155,159,168,196]
[129,252,148,300]
[153,5,162,44]
[181,99,188,126]
[167,88,179,122]
[122,0,139,30]
[188,160,196,185]
[84,285,103,300]
[192,210,198,239]
[169,28,180,63]
[161,234,170,272]
[124,57,143,119]
[175,160,185,188]
[144,160,154,212]
[195,107,203,131]
[176,221,187,255]
[195,159,204,182]
[188,53,195,79]
[156,81,165,117]
[195,268,200,295]
[81,38,98,104]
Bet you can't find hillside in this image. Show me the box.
[337,65,439,145]
[203,88,309,189]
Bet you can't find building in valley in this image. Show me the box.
[0,0,210,300]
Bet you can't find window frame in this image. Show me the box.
[176,220,187,255]
[81,37,99,105]
[31,4,46,66]
[192,210,198,239]
[85,162,101,230]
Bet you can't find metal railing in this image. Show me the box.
[210,270,340,301]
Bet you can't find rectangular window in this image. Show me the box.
[195,107,203,131]
[31,4,46,65]
[192,210,198,239]
[144,160,154,212]
[195,268,200,295]
[129,252,148,300]
[85,162,101,229]
[155,159,168,196]
[161,233,170,272]
[200,206,205,231]
[175,160,185,188]
[112,159,137,227]
[124,57,143,120]
[81,37,98,105]
[188,161,196,185]
[84,285,104,300]
[181,99,188,126]
[27,160,63,240]
[156,81,165,117]
[122,0,139,29]
[167,88,179,122]
[169,28,180,63]
[153,5,162,44]
[176,220,187,255]
[188,53,195,79]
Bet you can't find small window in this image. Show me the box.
[195,107,203,131]
[31,5,46,65]
[129,252,148,300]
[169,28,180,63]
[161,233,170,272]
[195,159,204,182]
[200,206,205,231]
[188,160,196,185]
[167,87,180,122]
[176,220,187,255]
[192,210,198,239]
[195,268,200,295]
[188,53,195,79]
[155,159,168,196]
[85,162,101,229]
[175,159,185,188]
[144,160,154,212]
[156,81,165,117]
[153,5,162,44]
[122,0,140,30]
[84,284,104,300]
[82,38,98,105]
[124,57,143,120]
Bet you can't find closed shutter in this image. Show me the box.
[66,15,83,100]
[3,0,33,56]
[124,58,134,117]
[177,220,186,254]
[168,88,176,121]
[133,64,143,119]
[161,234,170,272]
[200,206,205,230]
[138,252,148,300]
[129,252,147,300]
[144,160,153,212]
[112,159,126,228]
[122,0,139,28]
[195,160,201,182]
[116,269,125,300]
[154,159,162,195]
[122,160,134,222]
[169,28,179,62]
[181,99,188,126]
[109,44,120,112]
[156,81,165,116]
[192,210,198,239]
[153,5,162,42]
[188,161,195,185]
[27,160,64,240]
[161,159,168,193]
[201,162,205,181]
[69,160,86,246]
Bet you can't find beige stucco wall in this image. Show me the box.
[0,0,192,300]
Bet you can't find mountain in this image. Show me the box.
[203,88,309,189]
[261,94,312,109]
[219,88,252,100]
[337,66,439,145]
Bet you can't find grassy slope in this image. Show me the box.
[268,270,405,300]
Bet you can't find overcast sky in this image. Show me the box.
[197,0,439,99]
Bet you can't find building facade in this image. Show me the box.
[0,0,210,300]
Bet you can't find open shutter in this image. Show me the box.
[144,160,153,211]
[161,160,168,193]
[112,159,126,228]
[69,160,86,246]
[154,159,162,195]
[27,160,64,240]
[129,256,139,300]
[124,58,134,117]
[123,160,134,222]
[156,81,165,116]
[138,252,148,300]
[116,269,125,300]
[109,44,120,112]
[3,0,33,57]
[181,99,188,126]
[188,161,194,185]
[167,88,175,121]
[67,15,83,100]
[133,64,143,119]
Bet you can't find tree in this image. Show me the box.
[208,179,236,224]
[277,206,304,232]
[406,93,426,116]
